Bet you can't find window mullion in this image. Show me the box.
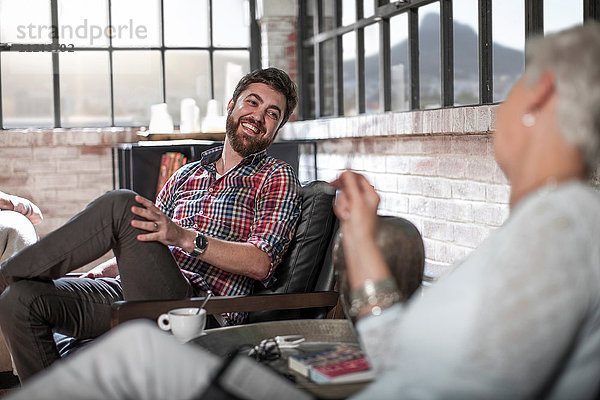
[584,0,600,21]
[333,0,344,116]
[478,0,492,104]
[160,0,166,103]
[440,0,453,107]
[51,0,61,128]
[408,7,419,110]
[378,0,391,112]
[356,0,365,114]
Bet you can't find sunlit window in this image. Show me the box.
[0,0,256,128]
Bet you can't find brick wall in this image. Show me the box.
[1,128,137,269]
[280,107,510,276]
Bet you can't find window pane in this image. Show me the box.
[342,0,356,26]
[419,3,441,109]
[0,0,51,44]
[112,51,162,125]
[111,0,160,47]
[165,50,210,126]
[60,52,111,127]
[213,51,250,115]
[364,23,379,113]
[390,13,409,112]
[342,32,357,116]
[322,0,337,31]
[492,0,524,102]
[58,0,109,47]
[2,52,53,128]
[321,39,335,117]
[544,0,583,35]
[212,0,249,47]
[364,0,375,18]
[453,0,479,105]
[164,0,209,47]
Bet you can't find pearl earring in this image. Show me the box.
[522,113,536,127]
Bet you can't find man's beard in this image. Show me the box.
[225,114,274,158]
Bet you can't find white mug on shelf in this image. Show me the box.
[149,103,174,134]
[157,307,207,342]
[180,98,199,133]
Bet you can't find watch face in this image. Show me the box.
[195,234,208,250]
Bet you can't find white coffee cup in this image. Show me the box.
[157,307,207,342]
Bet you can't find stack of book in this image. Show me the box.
[156,152,187,197]
[287,345,375,385]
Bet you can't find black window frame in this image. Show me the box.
[297,0,600,121]
[0,0,260,129]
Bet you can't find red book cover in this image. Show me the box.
[309,355,374,384]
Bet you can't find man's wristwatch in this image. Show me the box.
[189,232,208,257]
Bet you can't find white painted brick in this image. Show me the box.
[35,174,78,189]
[465,159,496,182]
[385,155,410,174]
[12,159,58,175]
[409,156,437,176]
[33,146,79,160]
[422,177,451,198]
[437,157,467,178]
[451,181,487,201]
[397,175,423,195]
[362,154,387,173]
[486,184,511,204]
[436,200,473,222]
[422,219,454,242]
[422,136,452,155]
[397,138,423,154]
[453,223,490,248]
[472,202,509,226]
[375,173,398,192]
[408,196,436,218]
[380,192,409,214]
[0,147,33,160]
[452,135,489,156]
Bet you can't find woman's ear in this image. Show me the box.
[525,71,555,114]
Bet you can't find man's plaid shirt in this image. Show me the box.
[155,146,301,325]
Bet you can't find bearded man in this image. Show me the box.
[0,68,301,382]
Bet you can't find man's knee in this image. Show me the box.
[0,280,52,324]
[96,189,138,210]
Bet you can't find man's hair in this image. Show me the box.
[524,22,600,171]
[230,67,298,130]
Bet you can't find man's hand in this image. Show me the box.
[80,258,119,279]
[130,195,195,251]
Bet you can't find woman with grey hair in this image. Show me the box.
[333,22,600,399]
[5,23,600,400]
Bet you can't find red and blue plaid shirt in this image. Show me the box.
[156,146,301,325]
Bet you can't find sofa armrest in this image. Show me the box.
[110,291,339,328]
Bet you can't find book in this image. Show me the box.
[309,354,375,384]
[155,152,187,197]
[288,344,374,384]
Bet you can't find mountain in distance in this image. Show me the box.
[345,13,524,107]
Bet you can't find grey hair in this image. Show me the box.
[523,22,600,172]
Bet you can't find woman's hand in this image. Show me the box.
[331,171,391,293]
[331,171,380,243]
[129,195,196,251]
